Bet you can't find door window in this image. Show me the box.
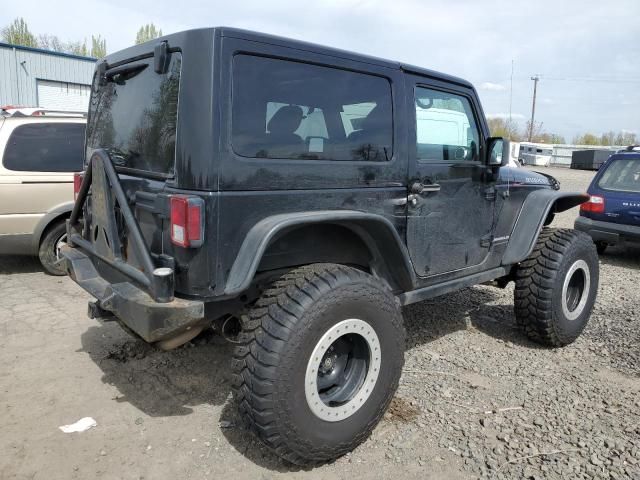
[3,123,85,172]
[414,87,480,162]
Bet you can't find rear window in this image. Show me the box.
[3,123,85,172]
[598,158,640,193]
[85,53,182,177]
[232,55,393,162]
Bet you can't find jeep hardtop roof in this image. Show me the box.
[102,26,474,90]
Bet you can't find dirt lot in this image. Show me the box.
[1,167,639,480]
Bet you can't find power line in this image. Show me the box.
[521,75,640,84]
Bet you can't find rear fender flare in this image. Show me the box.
[501,190,588,265]
[223,211,416,296]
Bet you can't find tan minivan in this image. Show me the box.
[0,109,85,274]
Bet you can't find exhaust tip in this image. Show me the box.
[153,267,173,277]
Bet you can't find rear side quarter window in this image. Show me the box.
[598,158,640,193]
[231,54,393,162]
[2,123,85,172]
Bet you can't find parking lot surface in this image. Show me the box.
[1,167,639,480]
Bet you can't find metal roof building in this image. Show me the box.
[0,42,96,112]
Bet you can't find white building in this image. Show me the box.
[0,42,96,112]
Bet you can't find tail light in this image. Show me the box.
[73,172,84,200]
[170,196,204,248]
[580,195,605,214]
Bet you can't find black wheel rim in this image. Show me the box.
[305,319,381,422]
[317,334,369,406]
[561,259,590,321]
[566,269,586,312]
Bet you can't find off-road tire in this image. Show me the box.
[38,221,67,276]
[514,228,599,347]
[231,263,405,466]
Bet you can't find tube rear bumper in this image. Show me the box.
[60,244,205,343]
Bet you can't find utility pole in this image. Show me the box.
[528,75,540,142]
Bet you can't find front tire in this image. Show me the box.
[231,264,405,466]
[38,221,68,276]
[514,228,599,347]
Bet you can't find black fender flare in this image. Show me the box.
[223,210,416,296]
[501,190,589,265]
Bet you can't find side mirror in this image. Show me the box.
[487,137,508,167]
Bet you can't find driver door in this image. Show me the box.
[406,79,496,277]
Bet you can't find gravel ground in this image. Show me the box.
[1,166,639,480]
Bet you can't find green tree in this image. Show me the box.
[519,120,565,144]
[537,132,566,144]
[1,17,37,47]
[487,117,521,141]
[615,131,637,146]
[572,133,599,145]
[3,18,105,57]
[38,34,93,57]
[524,120,543,142]
[66,40,89,56]
[135,23,163,44]
[571,131,638,146]
[44,35,104,57]
[91,35,107,58]
[599,131,616,146]
[38,34,65,51]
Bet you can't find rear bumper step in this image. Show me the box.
[61,244,205,343]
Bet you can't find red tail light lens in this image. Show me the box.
[170,196,204,248]
[580,195,605,214]
[73,172,84,200]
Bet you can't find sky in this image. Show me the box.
[2,0,639,140]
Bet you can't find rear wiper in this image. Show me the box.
[105,63,148,85]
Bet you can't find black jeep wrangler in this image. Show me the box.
[62,27,599,465]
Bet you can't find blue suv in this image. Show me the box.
[575,146,640,254]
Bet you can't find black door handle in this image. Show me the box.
[410,182,441,194]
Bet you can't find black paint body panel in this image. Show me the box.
[78,27,584,307]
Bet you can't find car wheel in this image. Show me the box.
[38,221,68,276]
[231,263,405,466]
[595,241,608,255]
[514,228,599,347]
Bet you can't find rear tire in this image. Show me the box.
[231,263,405,466]
[38,221,67,276]
[514,228,599,347]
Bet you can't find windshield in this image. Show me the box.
[85,53,181,177]
[598,158,640,193]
